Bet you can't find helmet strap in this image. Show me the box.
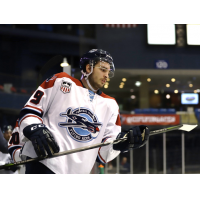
[81,66,98,92]
[86,79,98,93]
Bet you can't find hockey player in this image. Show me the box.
[16,49,149,174]
[0,125,20,174]
[3,125,12,142]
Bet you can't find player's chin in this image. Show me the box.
[97,83,104,89]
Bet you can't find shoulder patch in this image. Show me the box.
[60,80,72,93]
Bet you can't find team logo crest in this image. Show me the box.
[58,107,102,142]
[60,81,72,94]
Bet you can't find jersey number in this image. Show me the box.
[9,132,20,145]
[30,90,44,105]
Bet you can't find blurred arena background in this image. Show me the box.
[0,24,200,174]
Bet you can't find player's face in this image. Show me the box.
[89,61,110,90]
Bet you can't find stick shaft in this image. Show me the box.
[0,124,191,170]
[149,124,183,136]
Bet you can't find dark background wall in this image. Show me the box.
[96,24,200,70]
[1,24,200,77]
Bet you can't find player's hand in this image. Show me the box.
[113,125,149,153]
[23,124,60,157]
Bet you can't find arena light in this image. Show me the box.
[135,81,141,87]
[154,90,159,94]
[60,57,70,67]
[147,24,176,45]
[187,24,200,45]
[122,78,126,82]
[166,94,170,99]
[131,95,136,99]
[189,84,193,87]
[166,84,170,87]
[171,78,175,82]
[174,90,179,93]
[147,78,151,82]
[196,89,200,93]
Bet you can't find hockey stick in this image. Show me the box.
[0,124,197,170]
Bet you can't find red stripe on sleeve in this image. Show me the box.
[24,105,43,113]
[14,120,19,129]
[116,113,121,126]
[98,147,106,163]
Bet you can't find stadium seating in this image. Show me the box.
[159,108,168,114]
[150,108,159,113]
[167,108,176,114]
[134,109,143,114]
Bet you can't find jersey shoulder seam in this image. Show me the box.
[57,72,83,87]
[100,92,116,101]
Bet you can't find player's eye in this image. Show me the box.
[100,67,108,72]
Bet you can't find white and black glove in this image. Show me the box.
[23,124,60,157]
[113,125,149,153]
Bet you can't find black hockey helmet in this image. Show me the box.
[80,49,115,78]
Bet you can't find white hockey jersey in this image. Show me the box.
[18,72,121,174]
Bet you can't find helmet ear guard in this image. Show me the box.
[81,62,94,80]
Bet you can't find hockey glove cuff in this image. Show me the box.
[23,124,60,157]
[113,125,149,153]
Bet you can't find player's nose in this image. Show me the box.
[104,73,108,79]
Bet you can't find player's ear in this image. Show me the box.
[85,64,91,74]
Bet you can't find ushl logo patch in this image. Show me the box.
[60,81,72,94]
[59,107,102,143]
